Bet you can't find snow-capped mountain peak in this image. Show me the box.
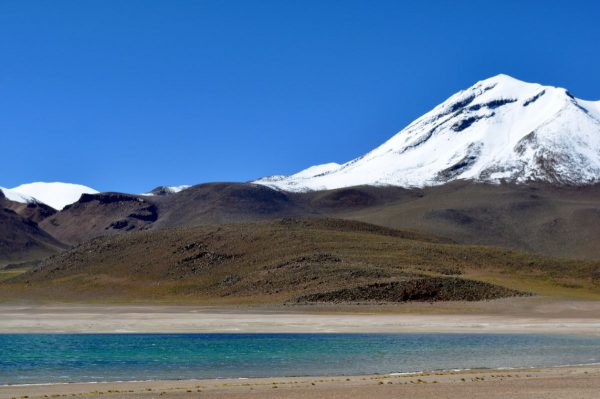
[255,74,600,191]
[2,182,98,210]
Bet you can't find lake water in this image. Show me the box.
[1,333,600,385]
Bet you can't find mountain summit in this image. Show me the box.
[255,74,600,191]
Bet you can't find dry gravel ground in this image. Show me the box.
[1,366,599,399]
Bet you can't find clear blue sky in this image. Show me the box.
[1,0,599,192]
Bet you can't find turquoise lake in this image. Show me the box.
[1,333,600,385]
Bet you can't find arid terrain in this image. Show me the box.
[1,217,599,304]
[2,365,599,399]
[4,182,600,265]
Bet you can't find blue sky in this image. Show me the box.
[1,0,599,192]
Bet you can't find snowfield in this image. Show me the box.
[0,186,37,204]
[1,182,98,210]
[255,74,600,191]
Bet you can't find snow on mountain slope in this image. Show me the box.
[0,187,37,204]
[8,182,98,210]
[255,74,600,191]
[262,163,342,183]
[291,163,341,178]
[143,185,191,196]
[163,185,190,193]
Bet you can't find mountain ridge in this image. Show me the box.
[3,75,600,265]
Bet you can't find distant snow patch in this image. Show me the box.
[8,182,98,210]
[142,185,192,196]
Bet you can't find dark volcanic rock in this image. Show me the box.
[297,277,529,303]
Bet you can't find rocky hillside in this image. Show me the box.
[0,193,65,266]
[2,219,598,303]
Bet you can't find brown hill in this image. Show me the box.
[36,181,600,260]
[2,198,57,224]
[153,182,310,227]
[2,218,598,304]
[39,193,158,245]
[320,182,600,260]
[38,183,310,246]
[0,195,65,267]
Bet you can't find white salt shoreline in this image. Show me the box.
[1,303,600,334]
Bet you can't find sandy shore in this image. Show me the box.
[1,365,599,399]
[2,298,600,334]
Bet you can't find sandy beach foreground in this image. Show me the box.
[1,365,599,399]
